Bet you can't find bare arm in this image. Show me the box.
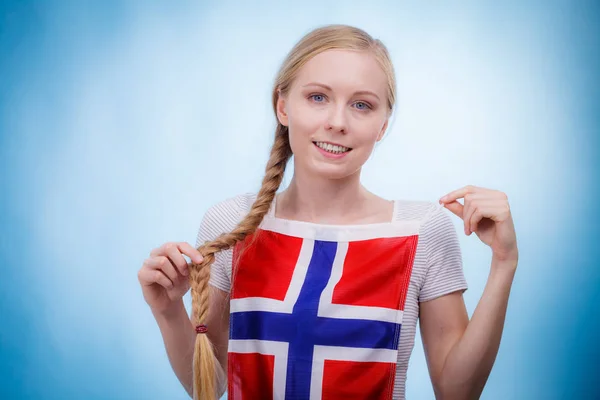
[153,286,231,398]
[423,185,518,398]
[153,299,196,396]
[420,258,516,399]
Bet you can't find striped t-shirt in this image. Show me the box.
[196,192,468,399]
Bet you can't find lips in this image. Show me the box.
[312,141,352,154]
[312,141,351,159]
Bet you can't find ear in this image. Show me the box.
[376,118,389,142]
[276,91,289,127]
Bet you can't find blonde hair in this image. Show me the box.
[188,24,397,399]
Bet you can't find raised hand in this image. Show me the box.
[138,242,204,315]
[439,185,518,263]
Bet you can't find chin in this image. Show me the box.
[303,158,362,180]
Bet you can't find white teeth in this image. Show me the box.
[315,141,350,154]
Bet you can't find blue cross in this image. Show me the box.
[230,240,402,399]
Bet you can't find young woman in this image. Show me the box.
[138,24,518,400]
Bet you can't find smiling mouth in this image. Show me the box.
[313,141,352,154]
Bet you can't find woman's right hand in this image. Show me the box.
[138,242,204,315]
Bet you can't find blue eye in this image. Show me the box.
[310,94,325,102]
[354,101,371,110]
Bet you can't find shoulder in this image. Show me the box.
[203,192,257,222]
[393,199,440,222]
[393,198,458,245]
[195,192,258,246]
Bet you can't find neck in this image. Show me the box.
[276,168,373,225]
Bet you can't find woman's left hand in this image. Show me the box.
[439,185,518,264]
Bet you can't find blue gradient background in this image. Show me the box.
[1,1,598,399]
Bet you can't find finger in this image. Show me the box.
[471,201,511,223]
[442,200,463,219]
[163,243,190,277]
[462,199,476,235]
[138,267,173,289]
[440,185,474,203]
[150,242,203,266]
[440,185,485,204]
[177,242,204,265]
[145,256,179,283]
[469,208,483,234]
[150,243,167,257]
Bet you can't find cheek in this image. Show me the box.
[353,118,385,143]
[288,103,325,138]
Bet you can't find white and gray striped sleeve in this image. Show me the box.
[418,206,468,302]
[194,195,252,293]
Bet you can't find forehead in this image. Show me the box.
[293,49,388,95]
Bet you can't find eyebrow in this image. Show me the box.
[302,82,381,101]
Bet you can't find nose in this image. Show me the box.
[325,105,347,134]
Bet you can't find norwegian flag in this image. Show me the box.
[227,217,419,400]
